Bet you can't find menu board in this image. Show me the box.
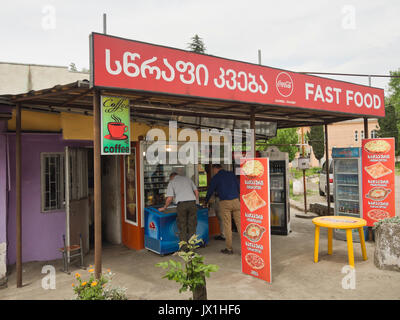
[240,158,271,283]
[362,138,395,226]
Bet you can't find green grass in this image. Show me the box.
[289,180,318,201]
[289,167,321,179]
[395,162,400,176]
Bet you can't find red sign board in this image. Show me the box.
[90,33,385,117]
[240,158,271,283]
[362,138,396,226]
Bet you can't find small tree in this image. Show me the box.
[156,235,219,300]
[187,34,206,54]
[69,62,78,72]
[307,125,325,161]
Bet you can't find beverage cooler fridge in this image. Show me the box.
[332,147,364,242]
[261,147,290,235]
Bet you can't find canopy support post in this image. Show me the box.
[324,124,331,215]
[364,118,374,241]
[364,118,369,139]
[16,103,22,288]
[93,90,102,278]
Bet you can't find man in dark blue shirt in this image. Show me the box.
[205,164,241,254]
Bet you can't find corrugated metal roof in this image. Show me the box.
[0,80,372,135]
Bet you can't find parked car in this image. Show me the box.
[319,158,333,201]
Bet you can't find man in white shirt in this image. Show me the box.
[159,172,199,243]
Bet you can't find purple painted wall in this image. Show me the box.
[6,133,91,265]
[0,122,7,245]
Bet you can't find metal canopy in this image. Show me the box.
[0,79,368,132]
[1,78,364,285]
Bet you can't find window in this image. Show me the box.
[41,153,65,212]
[361,130,364,139]
[371,130,378,139]
[321,159,333,173]
[354,130,358,142]
[125,147,137,225]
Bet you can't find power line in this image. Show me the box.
[299,71,400,78]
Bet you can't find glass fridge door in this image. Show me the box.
[270,161,286,228]
[334,158,361,218]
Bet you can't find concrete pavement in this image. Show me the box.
[1,205,400,300]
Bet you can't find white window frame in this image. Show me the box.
[40,152,65,213]
[371,130,378,139]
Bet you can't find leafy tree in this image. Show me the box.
[187,34,206,54]
[69,62,78,72]
[377,69,400,155]
[260,127,299,162]
[387,70,400,107]
[377,104,399,155]
[306,125,325,161]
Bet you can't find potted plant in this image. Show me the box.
[156,234,219,300]
[373,216,400,272]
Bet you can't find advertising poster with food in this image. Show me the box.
[240,158,271,283]
[362,138,395,226]
[100,96,131,155]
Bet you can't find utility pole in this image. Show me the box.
[103,13,107,35]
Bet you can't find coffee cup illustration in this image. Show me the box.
[105,115,128,140]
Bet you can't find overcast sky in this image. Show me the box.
[1,0,399,93]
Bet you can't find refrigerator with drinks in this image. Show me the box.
[332,147,364,242]
[261,147,291,235]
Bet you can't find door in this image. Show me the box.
[65,147,90,262]
[270,160,288,234]
[121,142,144,250]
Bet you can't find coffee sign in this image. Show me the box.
[101,96,130,155]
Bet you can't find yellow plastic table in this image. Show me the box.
[312,216,367,267]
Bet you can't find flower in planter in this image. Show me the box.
[72,268,128,300]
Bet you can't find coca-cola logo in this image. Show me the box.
[276,72,294,97]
